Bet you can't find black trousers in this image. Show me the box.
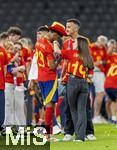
[86,93,94,135]
[64,79,94,138]
[64,84,74,135]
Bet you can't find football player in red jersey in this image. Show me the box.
[104,63,117,124]
[0,33,8,131]
[4,41,26,127]
[105,39,117,123]
[36,22,67,138]
[28,26,49,126]
[104,64,117,101]
[90,35,108,123]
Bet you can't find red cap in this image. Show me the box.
[49,22,67,36]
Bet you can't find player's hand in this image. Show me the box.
[11,67,19,76]
[53,41,61,54]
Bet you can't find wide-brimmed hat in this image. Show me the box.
[49,22,67,36]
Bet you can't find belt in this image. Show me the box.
[69,74,86,81]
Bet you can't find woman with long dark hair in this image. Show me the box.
[54,34,94,141]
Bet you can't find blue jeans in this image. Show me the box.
[67,76,88,141]
[0,90,5,126]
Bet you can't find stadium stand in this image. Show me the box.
[0,0,117,41]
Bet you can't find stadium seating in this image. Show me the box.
[0,0,117,42]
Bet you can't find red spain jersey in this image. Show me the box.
[104,64,117,89]
[61,49,88,78]
[36,37,56,81]
[0,47,8,89]
[5,54,25,85]
[62,38,74,50]
[89,43,107,73]
[105,52,117,75]
[5,53,14,84]
[15,57,25,85]
[62,37,91,79]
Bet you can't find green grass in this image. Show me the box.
[0,124,117,150]
[51,124,117,150]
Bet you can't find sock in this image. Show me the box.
[45,107,54,134]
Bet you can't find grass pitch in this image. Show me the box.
[0,124,117,150]
[51,124,117,150]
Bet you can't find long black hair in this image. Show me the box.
[77,36,94,69]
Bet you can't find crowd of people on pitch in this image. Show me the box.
[0,18,117,142]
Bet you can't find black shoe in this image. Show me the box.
[0,126,4,131]
[0,126,6,136]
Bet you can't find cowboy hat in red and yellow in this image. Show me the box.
[49,21,67,36]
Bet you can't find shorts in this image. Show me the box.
[92,71,105,93]
[105,88,117,102]
[38,79,58,105]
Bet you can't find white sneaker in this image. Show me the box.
[93,115,108,124]
[53,125,61,135]
[86,134,97,141]
[93,116,103,124]
[100,116,108,124]
[73,139,84,142]
[63,134,73,141]
[31,120,36,126]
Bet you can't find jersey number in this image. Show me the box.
[67,61,86,77]
[38,51,45,67]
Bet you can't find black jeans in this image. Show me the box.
[64,83,94,137]
[67,76,88,141]
[64,85,74,135]
[86,93,94,135]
